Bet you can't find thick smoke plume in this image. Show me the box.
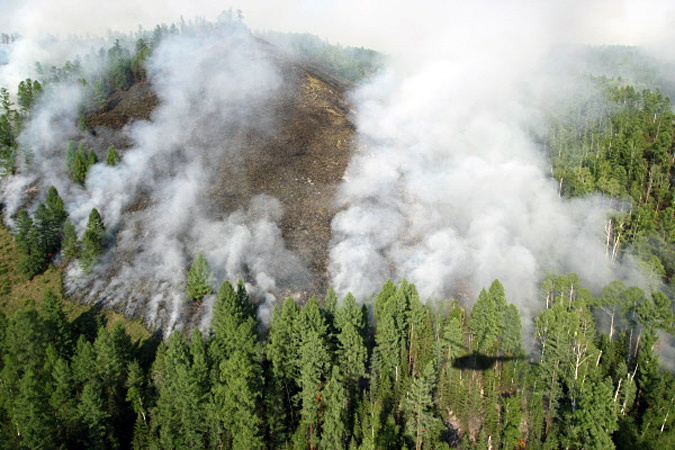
[2,25,308,333]
[327,1,664,322]
[2,1,674,335]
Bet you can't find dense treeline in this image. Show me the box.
[258,31,384,83]
[3,18,675,448]
[1,276,675,448]
[546,80,675,282]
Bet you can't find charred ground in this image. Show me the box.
[81,42,355,299]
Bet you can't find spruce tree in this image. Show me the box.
[17,205,49,279]
[80,208,105,273]
[320,366,348,450]
[296,297,331,449]
[209,282,263,447]
[45,186,68,226]
[265,297,301,441]
[41,289,72,357]
[105,145,121,166]
[65,141,77,176]
[87,149,98,167]
[403,363,443,450]
[186,252,211,301]
[72,150,89,185]
[13,209,33,255]
[61,219,80,261]
[44,187,67,256]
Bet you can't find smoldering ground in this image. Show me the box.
[2,1,675,337]
[2,24,310,334]
[326,1,671,327]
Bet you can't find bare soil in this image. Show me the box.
[84,47,355,298]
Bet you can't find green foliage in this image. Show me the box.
[61,219,80,261]
[105,145,121,166]
[131,40,151,82]
[321,366,348,450]
[80,208,105,273]
[0,100,16,176]
[17,78,43,113]
[186,252,212,301]
[546,82,675,281]
[261,31,383,82]
[0,241,674,450]
[67,142,99,185]
[12,198,66,280]
[403,362,444,449]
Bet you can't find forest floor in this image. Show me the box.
[0,218,151,342]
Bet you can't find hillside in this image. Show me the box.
[79,44,354,300]
[3,11,675,449]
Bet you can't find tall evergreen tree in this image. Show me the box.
[321,366,348,450]
[210,282,263,448]
[265,297,301,442]
[105,145,121,166]
[186,252,212,301]
[296,297,331,449]
[41,289,72,357]
[81,208,105,273]
[403,363,443,450]
[61,218,80,261]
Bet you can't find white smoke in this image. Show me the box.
[327,1,658,320]
[2,1,674,336]
[3,23,309,334]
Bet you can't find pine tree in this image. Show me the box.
[72,146,89,185]
[501,303,523,356]
[11,368,56,448]
[41,289,72,357]
[105,145,121,166]
[49,356,81,446]
[335,293,367,382]
[186,252,212,301]
[403,363,443,450]
[265,297,301,442]
[209,282,263,448]
[62,219,80,261]
[88,149,98,167]
[41,187,68,257]
[501,393,523,449]
[321,366,348,450]
[296,297,331,449]
[80,208,105,273]
[45,186,68,227]
[78,380,116,449]
[152,332,208,448]
[13,209,33,255]
[17,78,42,113]
[16,205,49,279]
[469,280,506,355]
[65,141,77,176]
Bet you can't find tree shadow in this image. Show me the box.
[70,303,105,342]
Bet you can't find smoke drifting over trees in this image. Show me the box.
[0,22,312,332]
[327,1,669,316]
[0,1,674,336]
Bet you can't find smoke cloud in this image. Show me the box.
[2,0,675,335]
[327,1,667,322]
[2,23,309,334]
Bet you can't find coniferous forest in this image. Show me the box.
[2,268,675,449]
[2,12,675,450]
